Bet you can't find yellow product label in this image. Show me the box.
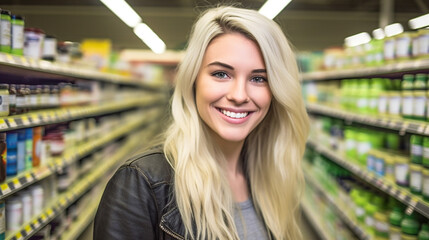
[7,118,17,128]
[24,224,31,232]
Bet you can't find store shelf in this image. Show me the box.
[304,173,370,240]
[0,94,165,132]
[60,192,101,240]
[0,53,165,90]
[301,201,331,240]
[306,139,429,219]
[306,103,428,136]
[5,126,153,240]
[0,108,161,200]
[301,58,429,81]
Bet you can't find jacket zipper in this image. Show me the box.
[160,222,183,240]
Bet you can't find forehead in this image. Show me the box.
[202,32,265,68]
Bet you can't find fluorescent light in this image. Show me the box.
[134,23,166,54]
[372,28,385,40]
[259,0,292,19]
[100,0,142,27]
[384,23,404,37]
[344,32,371,47]
[409,13,429,29]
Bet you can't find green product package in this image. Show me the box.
[411,135,423,164]
[419,224,429,240]
[390,205,404,227]
[403,74,415,90]
[0,10,11,53]
[423,137,429,167]
[357,131,371,166]
[345,127,357,160]
[401,213,420,237]
[415,74,428,90]
[387,133,400,150]
[10,15,24,55]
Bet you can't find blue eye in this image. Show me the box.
[251,76,267,83]
[212,71,229,79]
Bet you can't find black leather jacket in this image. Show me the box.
[94,148,186,239]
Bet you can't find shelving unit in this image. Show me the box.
[0,95,165,132]
[0,53,164,90]
[306,139,429,219]
[6,126,158,240]
[306,103,427,136]
[0,108,161,199]
[301,59,429,81]
[303,172,369,240]
[0,51,169,239]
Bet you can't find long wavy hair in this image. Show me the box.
[163,6,309,240]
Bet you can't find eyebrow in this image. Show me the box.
[207,61,267,73]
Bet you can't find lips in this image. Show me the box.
[216,107,252,119]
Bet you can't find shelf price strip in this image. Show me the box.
[307,139,429,219]
[0,110,160,200]
[301,59,429,82]
[306,104,429,136]
[304,172,370,240]
[0,53,164,89]
[0,95,164,133]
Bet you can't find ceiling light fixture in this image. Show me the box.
[134,23,166,54]
[372,28,385,40]
[259,0,292,19]
[100,0,142,28]
[409,13,429,29]
[344,32,371,47]
[384,23,404,37]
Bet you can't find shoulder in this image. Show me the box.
[119,145,173,187]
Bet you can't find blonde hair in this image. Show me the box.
[164,6,309,240]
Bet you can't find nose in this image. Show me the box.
[226,78,249,104]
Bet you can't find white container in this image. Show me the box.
[20,191,32,223]
[23,28,45,59]
[6,196,22,232]
[30,185,44,216]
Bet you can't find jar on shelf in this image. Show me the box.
[396,32,412,60]
[10,15,24,56]
[0,84,9,117]
[23,28,45,59]
[42,35,57,61]
[395,155,410,187]
[9,84,16,115]
[0,10,11,53]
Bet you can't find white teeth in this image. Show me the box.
[220,109,248,119]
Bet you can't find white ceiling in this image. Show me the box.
[2,0,428,52]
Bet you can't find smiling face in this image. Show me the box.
[195,32,272,148]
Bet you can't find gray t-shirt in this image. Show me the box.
[234,199,269,240]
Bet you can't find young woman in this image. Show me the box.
[94,6,309,240]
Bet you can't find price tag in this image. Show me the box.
[20,57,29,66]
[32,219,40,228]
[5,54,15,64]
[21,116,30,126]
[47,208,54,216]
[12,178,21,188]
[24,224,31,232]
[30,114,40,124]
[418,124,426,134]
[7,118,17,128]
[60,198,67,206]
[15,232,23,239]
[0,119,8,129]
[40,213,47,221]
